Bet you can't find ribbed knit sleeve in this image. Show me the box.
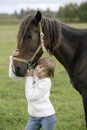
[25,77,51,101]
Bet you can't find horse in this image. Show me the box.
[12,11,87,127]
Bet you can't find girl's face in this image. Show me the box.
[34,65,48,78]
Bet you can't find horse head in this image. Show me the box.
[12,11,61,77]
[12,11,45,77]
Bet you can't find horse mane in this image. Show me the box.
[42,17,61,53]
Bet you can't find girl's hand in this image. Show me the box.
[33,69,38,77]
[12,49,20,56]
[27,69,33,76]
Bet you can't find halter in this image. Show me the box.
[13,22,46,68]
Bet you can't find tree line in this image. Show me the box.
[0,1,87,24]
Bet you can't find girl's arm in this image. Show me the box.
[25,77,51,101]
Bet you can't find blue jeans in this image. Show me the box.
[25,115,56,130]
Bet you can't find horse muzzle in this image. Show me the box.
[12,63,28,77]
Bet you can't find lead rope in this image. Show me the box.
[39,22,47,53]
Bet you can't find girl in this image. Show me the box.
[9,50,56,130]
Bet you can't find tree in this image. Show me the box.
[57,3,80,22]
[78,2,87,22]
[18,9,26,19]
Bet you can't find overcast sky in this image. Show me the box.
[0,0,86,14]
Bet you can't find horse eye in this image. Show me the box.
[27,35,32,39]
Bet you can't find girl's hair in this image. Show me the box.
[35,57,56,78]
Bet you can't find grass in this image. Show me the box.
[0,23,87,130]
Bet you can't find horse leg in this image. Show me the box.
[82,92,87,127]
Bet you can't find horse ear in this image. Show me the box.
[35,11,42,23]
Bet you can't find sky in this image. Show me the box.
[0,0,86,14]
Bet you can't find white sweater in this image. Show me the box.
[9,56,55,117]
[25,77,55,117]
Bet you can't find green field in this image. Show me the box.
[0,23,87,130]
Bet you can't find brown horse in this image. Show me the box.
[12,11,87,127]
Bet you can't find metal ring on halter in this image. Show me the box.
[40,32,44,37]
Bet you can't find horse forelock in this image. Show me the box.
[42,17,61,53]
[17,15,33,45]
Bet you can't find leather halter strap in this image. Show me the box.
[13,22,46,68]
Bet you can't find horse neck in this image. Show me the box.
[53,23,80,71]
[42,18,81,72]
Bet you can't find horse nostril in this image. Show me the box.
[15,66,20,71]
[13,64,27,77]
